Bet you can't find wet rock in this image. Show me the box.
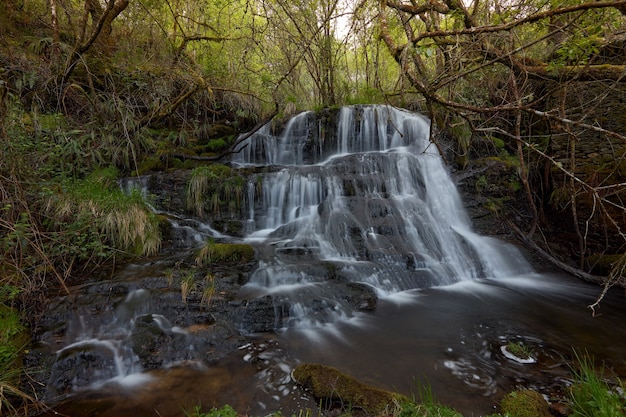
[129,314,193,369]
[237,296,287,333]
[130,314,169,368]
[339,282,377,311]
[46,341,120,400]
[292,363,407,416]
[549,402,572,417]
[189,322,248,360]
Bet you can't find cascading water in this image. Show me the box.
[233,105,532,328]
[34,105,626,417]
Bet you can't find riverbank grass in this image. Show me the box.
[569,351,625,417]
[0,296,34,415]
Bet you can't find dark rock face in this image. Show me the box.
[236,296,287,334]
[27,255,255,402]
[342,282,377,311]
[46,341,120,399]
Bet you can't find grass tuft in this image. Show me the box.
[568,350,625,417]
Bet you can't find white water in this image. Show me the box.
[233,105,533,326]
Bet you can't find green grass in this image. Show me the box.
[44,170,161,258]
[506,341,534,360]
[568,351,625,417]
[185,404,238,417]
[0,295,34,416]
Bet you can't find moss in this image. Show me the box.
[206,138,228,152]
[292,363,407,416]
[196,242,255,265]
[488,136,505,149]
[586,253,625,276]
[137,155,164,174]
[500,390,551,417]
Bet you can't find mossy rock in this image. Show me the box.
[196,243,255,265]
[292,363,407,416]
[585,253,625,276]
[500,389,551,417]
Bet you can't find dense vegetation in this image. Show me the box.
[1,0,626,414]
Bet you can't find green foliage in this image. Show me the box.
[185,404,238,417]
[398,400,462,417]
[187,165,244,217]
[475,175,489,193]
[346,86,387,106]
[206,138,228,152]
[44,173,161,260]
[488,136,505,149]
[549,185,571,210]
[0,305,24,367]
[398,381,462,417]
[0,342,34,416]
[547,24,603,72]
[0,286,33,416]
[568,351,626,417]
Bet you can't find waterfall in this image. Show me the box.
[233,105,532,327]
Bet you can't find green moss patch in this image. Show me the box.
[292,363,407,416]
[500,390,551,417]
[196,242,255,265]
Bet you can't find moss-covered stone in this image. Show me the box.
[292,363,407,416]
[585,253,625,276]
[196,242,255,265]
[500,389,551,417]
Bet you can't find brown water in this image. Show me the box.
[39,272,626,417]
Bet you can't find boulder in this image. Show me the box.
[292,363,406,416]
[500,389,552,417]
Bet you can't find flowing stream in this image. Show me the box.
[36,106,626,417]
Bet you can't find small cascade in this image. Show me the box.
[232,111,316,166]
[119,176,224,248]
[46,288,195,399]
[232,105,532,328]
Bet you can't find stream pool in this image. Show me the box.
[39,272,626,417]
